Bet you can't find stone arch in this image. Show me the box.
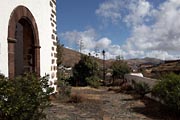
[7,5,40,78]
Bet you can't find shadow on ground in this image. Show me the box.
[128,97,180,120]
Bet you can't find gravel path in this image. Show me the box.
[44,87,169,120]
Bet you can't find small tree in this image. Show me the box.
[73,55,99,86]
[111,59,130,84]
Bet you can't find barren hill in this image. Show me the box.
[127,57,163,66]
[61,47,81,67]
[61,47,162,69]
[152,60,180,74]
[61,47,106,68]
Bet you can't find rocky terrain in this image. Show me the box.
[44,87,177,120]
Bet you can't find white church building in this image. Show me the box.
[0,0,58,91]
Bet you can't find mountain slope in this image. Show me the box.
[61,48,162,69]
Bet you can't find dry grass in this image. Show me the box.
[68,87,103,103]
[108,83,133,94]
[68,94,84,103]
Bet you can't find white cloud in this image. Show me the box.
[121,0,180,59]
[96,0,152,26]
[61,0,180,60]
[124,0,152,26]
[95,0,122,24]
[123,50,145,59]
[146,51,174,60]
[96,38,112,49]
[61,28,125,59]
[61,28,97,50]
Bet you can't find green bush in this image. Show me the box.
[0,73,53,120]
[86,76,101,88]
[132,80,151,97]
[57,79,71,99]
[152,73,180,112]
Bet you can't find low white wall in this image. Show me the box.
[125,74,161,101]
[124,74,159,89]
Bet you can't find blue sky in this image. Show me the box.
[57,0,180,60]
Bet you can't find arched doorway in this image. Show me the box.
[15,19,35,76]
[7,6,40,78]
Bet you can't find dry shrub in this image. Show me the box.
[132,80,151,98]
[107,87,115,91]
[120,83,133,93]
[68,94,84,103]
[108,83,133,93]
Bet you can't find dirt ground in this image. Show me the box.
[44,87,179,120]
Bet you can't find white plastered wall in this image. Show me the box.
[0,0,57,90]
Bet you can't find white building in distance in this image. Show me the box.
[0,0,58,91]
